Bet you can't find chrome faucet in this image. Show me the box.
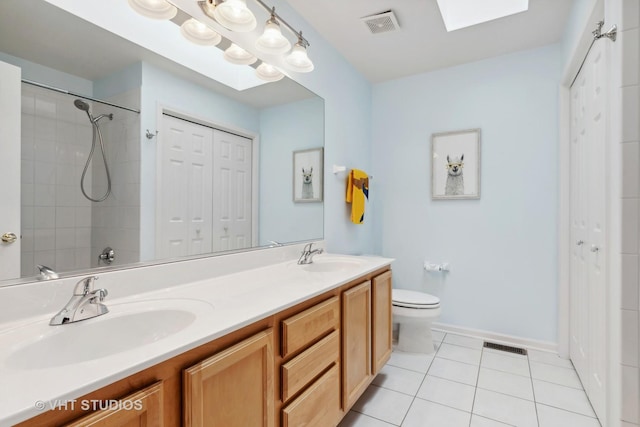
[50,276,109,325]
[297,243,324,265]
[36,264,59,280]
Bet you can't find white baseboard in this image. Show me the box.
[432,321,558,353]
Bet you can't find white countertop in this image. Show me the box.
[0,253,393,426]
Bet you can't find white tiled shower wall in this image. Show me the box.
[20,84,140,277]
[619,0,640,425]
[91,89,141,268]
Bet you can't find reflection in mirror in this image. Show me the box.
[0,0,324,285]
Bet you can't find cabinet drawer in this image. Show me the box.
[282,330,339,402]
[281,364,340,427]
[281,296,339,357]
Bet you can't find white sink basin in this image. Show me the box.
[4,299,213,369]
[300,255,366,273]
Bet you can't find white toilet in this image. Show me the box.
[392,289,441,354]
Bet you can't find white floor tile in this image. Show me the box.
[372,365,425,396]
[533,379,596,417]
[530,361,583,389]
[427,357,480,386]
[527,349,574,369]
[437,343,482,365]
[472,388,538,427]
[352,385,413,426]
[402,398,471,427]
[416,375,476,412]
[339,411,396,427]
[481,351,530,377]
[443,333,485,350]
[477,367,534,401]
[432,329,446,342]
[470,415,515,427]
[537,403,601,427]
[387,351,434,374]
[482,347,528,360]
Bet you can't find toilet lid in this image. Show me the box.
[392,289,440,308]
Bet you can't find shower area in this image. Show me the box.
[20,82,141,277]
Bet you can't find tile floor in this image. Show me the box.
[339,330,601,427]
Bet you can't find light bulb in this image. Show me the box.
[180,18,222,46]
[224,43,257,65]
[255,19,291,55]
[213,0,257,32]
[127,0,177,20]
[285,42,314,73]
[256,62,284,82]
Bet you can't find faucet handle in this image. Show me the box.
[73,276,99,296]
[90,288,108,302]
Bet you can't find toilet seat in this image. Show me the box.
[392,289,440,309]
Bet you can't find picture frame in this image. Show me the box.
[293,147,324,202]
[431,129,481,200]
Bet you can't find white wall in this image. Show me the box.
[258,97,324,245]
[372,44,563,342]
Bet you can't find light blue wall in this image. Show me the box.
[93,62,142,100]
[0,52,93,96]
[258,97,324,245]
[267,0,374,255]
[139,62,261,259]
[372,44,563,342]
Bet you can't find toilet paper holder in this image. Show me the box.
[424,261,450,272]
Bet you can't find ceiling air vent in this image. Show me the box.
[361,10,400,35]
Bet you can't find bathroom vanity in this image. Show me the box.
[0,251,392,427]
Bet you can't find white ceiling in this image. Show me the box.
[286,0,574,83]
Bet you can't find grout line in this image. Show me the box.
[348,408,400,426]
[469,346,484,426]
[526,351,541,426]
[535,402,601,421]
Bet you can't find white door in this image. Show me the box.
[157,115,213,259]
[0,61,21,280]
[212,130,252,252]
[569,41,608,422]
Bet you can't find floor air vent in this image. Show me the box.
[483,342,527,355]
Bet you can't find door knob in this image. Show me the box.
[576,240,584,246]
[590,245,599,252]
[1,232,17,244]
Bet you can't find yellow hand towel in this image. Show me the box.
[346,169,369,224]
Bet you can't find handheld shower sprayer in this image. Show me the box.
[74,99,113,202]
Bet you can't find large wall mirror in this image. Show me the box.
[0,0,324,285]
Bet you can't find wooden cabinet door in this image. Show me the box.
[372,271,392,374]
[183,329,274,427]
[65,382,163,427]
[342,281,372,410]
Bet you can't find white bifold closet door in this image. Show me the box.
[569,39,608,422]
[157,115,252,259]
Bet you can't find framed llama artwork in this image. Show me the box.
[293,147,324,202]
[431,129,481,200]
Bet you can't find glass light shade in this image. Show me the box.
[284,43,314,73]
[180,18,222,46]
[212,0,257,32]
[127,0,177,20]
[256,62,284,82]
[255,21,291,55]
[223,43,257,65]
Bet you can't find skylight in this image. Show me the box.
[436,0,529,32]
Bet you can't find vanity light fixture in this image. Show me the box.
[255,62,284,82]
[212,0,257,32]
[255,8,291,55]
[180,18,222,46]
[127,0,177,20]
[224,43,258,65]
[284,32,314,73]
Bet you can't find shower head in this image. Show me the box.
[74,99,90,111]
